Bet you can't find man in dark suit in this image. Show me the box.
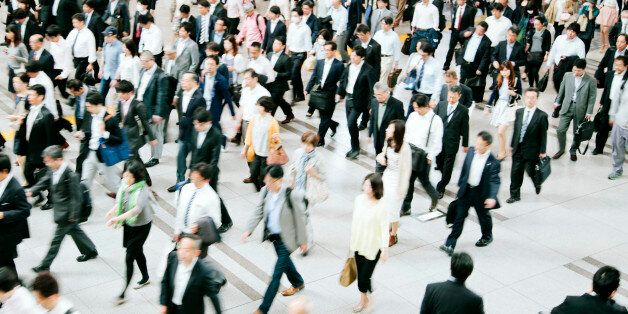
[208,18,228,52]
[594,56,627,155]
[266,37,295,123]
[136,51,170,168]
[369,82,404,172]
[507,88,548,203]
[0,154,31,277]
[434,86,469,199]
[262,6,287,53]
[29,146,98,272]
[160,234,225,314]
[420,252,484,314]
[440,131,501,255]
[28,34,56,81]
[444,0,477,70]
[202,56,235,134]
[551,265,628,314]
[115,80,156,159]
[208,0,227,22]
[169,73,206,192]
[305,41,344,147]
[595,34,627,88]
[337,46,375,159]
[439,69,473,108]
[490,27,525,77]
[353,24,381,130]
[190,110,233,233]
[101,0,131,37]
[457,22,492,103]
[12,9,42,52]
[47,0,80,36]
[83,0,105,49]
[302,1,319,43]
[16,85,56,189]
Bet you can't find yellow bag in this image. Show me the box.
[339,257,357,287]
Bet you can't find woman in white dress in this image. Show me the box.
[375,120,412,247]
[113,38,141,88]
[487,61,522,160]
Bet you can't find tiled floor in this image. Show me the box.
[2,2,628,313]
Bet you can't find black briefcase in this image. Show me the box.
[534,157,551,186]
[446,199,458,225]
[401,34,412,55]
[409,143,428,174]
[574,120,595,154]
[538,72,549,92]
[308,88,333,111]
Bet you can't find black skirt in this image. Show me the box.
[122,222,152,249]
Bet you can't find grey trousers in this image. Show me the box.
[611,124,628,173]
[40,223,97,268]
[149,120,165,160]
[336,32,349,62]
[556,104,579,153]
[81,151,119,192]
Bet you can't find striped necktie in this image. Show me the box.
[184,190,197,226]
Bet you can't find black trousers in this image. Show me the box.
[595,102,612,152]
[270,89,293,118]
[40,223,98,268]
[73,57,89,83]
[291,53,306,100]
[51,69,70,98]
[554,22,565,39]
[121,222,151,297]
[228,17,240,35]
[444,29,463,69]
[436,150,457,193]
[24,158,45,187]
[345,98,361,151]
[525,60,543,88]
[509,150,538,198]
[445,185,493,248]
[0,243,18,276]
[355,250,380,293]
[460,63,486,102]
[317,107,338,142]
[402,168,439,211]
[250,154,268,191]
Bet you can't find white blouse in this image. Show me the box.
[116,54,141,87]
[350,194,389,260]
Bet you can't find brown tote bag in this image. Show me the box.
[339,257,357,287]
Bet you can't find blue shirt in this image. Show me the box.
[76,85,88,119]
[103,40,123,80]
[212,32,225,44]
[264,185,287,235]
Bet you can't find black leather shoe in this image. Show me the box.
[429,198,438,211]
[317,140,325,147]
[535,185,542,195]
[358,124,367,131]
[217,222,232,233]
[41,202,53,210]
[475,237,493,247]
[438,192,444,199]
[506,197,520,204]
[144,159,159,168]
[570,154,577,161]
[400,209,411,216]
[281,115,295,124]
[167,185,177,193]
[76,253,98,262]
[552,151,564,159]
[346,150,359,159]
[592,149,603,155]
[439,244,454,256]
[32,265,49,273]
[330,123,338,137]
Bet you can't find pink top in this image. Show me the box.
[237,13,266,46]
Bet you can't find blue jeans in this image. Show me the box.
[176,141,192,183]
[258,238,304,313]
[99,78,112,98]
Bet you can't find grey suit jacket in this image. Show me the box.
[170,39,200,93]
[555,73,597,122]
[370,8,394,34]
[245,187,308,253]
[30,167,82,225]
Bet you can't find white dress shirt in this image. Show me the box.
[171,257,198,305]
[47,297,75,314]
[20,18,28,39]
[66,27,97,63]
[0,286,44,314]
[373,29,401,63]
[89,108,110,151]
[51,162,68,185]
[181,88,195,113]
[546,34,586,67]
[405,110,444,161]
[411,2,439,29]
[120,98,132,119]
[196,128,208,148]
[346,61,364,94]
[29,72,58,119]
[330,6,348,33]
[463,34,483,62]
[26,104,43,140]
[454,5,466,29]
[116,54,141,87]
[269,19,279,34]
[287,22,312,53]
[226,0,243,18]
[48,38,74,79]
[415,57,442,102]
[320,58,334,87]
[573,75,582,101]
[240,83,271,121]
[52,0,61,16]
[485,16,512,47]
[136,64,157,101]
[248,56,276,83]
[139,24,164,55]
[468,149,490,187]
[174,182,221,234]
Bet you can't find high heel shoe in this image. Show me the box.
[388,234,398,247]
[353,301,369,313]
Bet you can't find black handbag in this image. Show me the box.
[464,76,484,87]
[538,72,549,92]
[197,216,221,246]
[526,51,544,64]
[574,120,595,154]
[446,199,458,225]
[401,34,412,55]
[534,157,552,186]
[409,114,435,173]
[308,87,333,111]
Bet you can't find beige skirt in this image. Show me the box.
[596,6,619,27]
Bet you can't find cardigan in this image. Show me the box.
[244,114,281,161]
[350,194,389,260]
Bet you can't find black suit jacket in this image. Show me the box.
[439,83,473,108]
[369,96,405,154]
[136,67,170,118]
[211,3,227,20]
[86,12,106,48]
[599,71,622,114]
[160,251,226,314]
[511,107,548,160]
[305,14,319,43]
[595,47,625,86]
[30,167,82,225]
[353,38,381,79]
[266,51,293,92]
[177,89,206,143]
[434,101,469,154]
[551,293,628,314]
[262,20,287,53]
[117,99,156,151]
[609,21,626,49]
[102,0,131,35]
[337,62,375,110]
[491,40,525,71]
[76,112,123,174]
[16,106,55,165]
[306,59,344,95]
[29,49,56,81]
[190,126,222,180]
[420,280,484,314]
[0,178,31,253]
[208,30,226,52]
[55,0,81,36]
[456,147,501,208]
[13,20,42,51]
[457,32,492,74]
[450,4,477,32]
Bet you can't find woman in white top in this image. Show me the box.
[113,38,142,88]
[396,40,424,88]
[310,29,333,60]
[596,0,619,51]
[375,120,412,247]
[4,25,28,95]
[487,61,522,160]
[221,35,248,86]
[349,173,389,313]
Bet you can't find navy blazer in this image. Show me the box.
[177,88,206,142]
[305,14,319,43]
[262,20,287,53]
[195,14,213,44]
[305,58,345,95]
[205,72,234,123]
[457,147,501,209]
[0,177,32,250]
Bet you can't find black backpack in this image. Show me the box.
[574,120,595,155]
[79,182,93,223]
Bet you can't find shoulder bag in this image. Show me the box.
[99,117,130,166]
[409,114,435,174]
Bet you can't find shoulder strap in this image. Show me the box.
[426,113,435,147]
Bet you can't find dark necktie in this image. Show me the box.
[184,190,197,226]
[415,62,425,91]
[520,110,530,143]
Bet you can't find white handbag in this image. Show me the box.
[306,176,329,205]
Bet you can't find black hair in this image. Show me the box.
[25,60,42,73]
[115,80,135,93]
[179,21,193,34]
[618,34,628,43]
[198,0,210,7]
[269,5,281,15]
[317,29,333,41]
[45,25,62,37]
[352,46,366,58]
[411,93,430,108]
[274,35,286,46]
[477,130,493,145]
[190,162,211,180]
[420,43,435,55]
[124,159,151,186]
[574,58,587,69]
[193,107,213,122]
[72,13,86,22]
[525,87,540,97]
[84,0,97,8]
[250,41,262,49]
[28,84,46,97]
[0,154,12,174]
[0,267,18,293]
[85,91,104,105]
[508,26,519,34]
[31,272,59,297]
[387,120,406,153]
[566,22,580,34]
[122,37,138,57]
[243,68,259,79]
[266,165,284,179]
[324,41,337,51]
[478,21,489,31]
[206,54,220,65]
[356,24,370,34]
[137,14,153,24]
[382,16,393,25]
[5,24,22,46]
[67,79,84,91]
[206,42,221,52]
[292,7,303,16]
[179,4,190,13]
[364,173,384,199]
[592,266,621,299]
[616,55,628,66]
[257,96,276,113]
[451,252,474,282]
[302,1,314,8]
[491,3,504,11]
[14,9,28,20]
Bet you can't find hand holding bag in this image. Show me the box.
[306,176,329,204]
[339,257,357,287]
[267,144,289,165]
[538,72,549,92]
[534,156,552,186]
